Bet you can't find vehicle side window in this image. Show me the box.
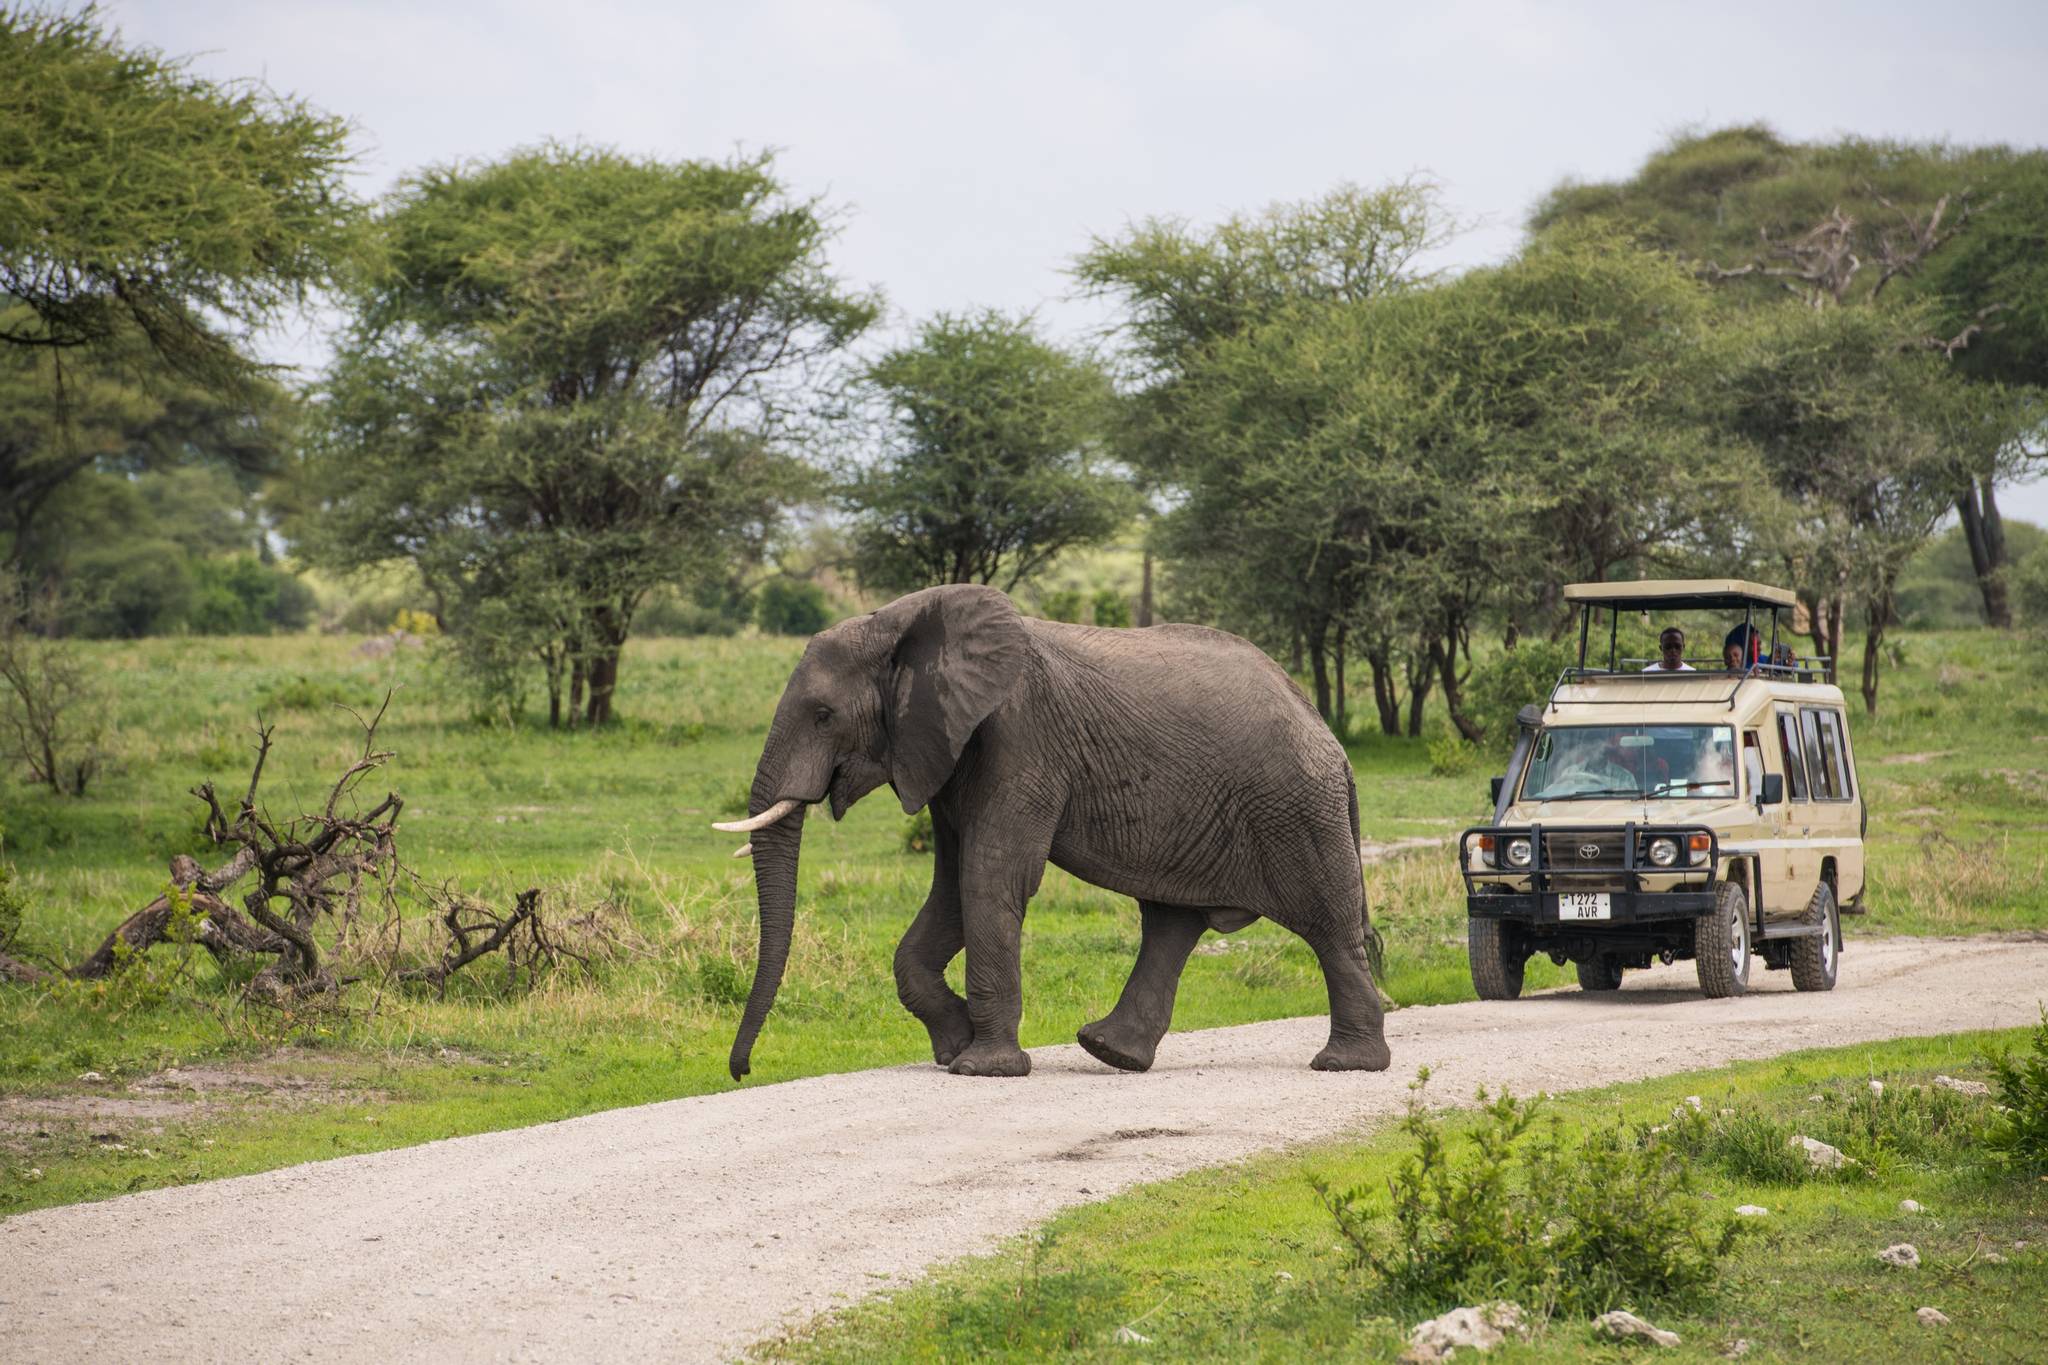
[1776,711,1808,800]
[1814,709,1853,800]
[1799,709,1834,799]
[1741,731,1764,800]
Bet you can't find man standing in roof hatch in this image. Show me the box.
[1642,626,1694,672]
[1723,623,1762,672]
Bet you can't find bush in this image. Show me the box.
[0,863,23,955]
[1040,589,1084,623]
[1314,1075,1739,1318]
[1985,1008,2048,1171]
[757,579,830,636]
[69,539,194,637]
[1466,640,1575,752]
[902,807,934,854]
[1090,589,1130,628]
[2014,545,2048,632]
[1426,724,1481,777]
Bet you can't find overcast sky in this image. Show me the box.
[118,0,2048,521]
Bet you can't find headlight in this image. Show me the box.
[1506,838,1533,868]
[1648,838,1678,868]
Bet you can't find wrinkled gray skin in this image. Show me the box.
[728,584,1390,1081]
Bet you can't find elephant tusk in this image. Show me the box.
[731,842,752,859]
[711,797,803,834]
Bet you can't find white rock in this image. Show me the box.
[1869,1080,1885,1097]
[1916,1307,1949,1327]
[1113,1326,1151,1345]
[1402,1303,1527,1361]
[1984,1251,2007,1264]
[1724,1338,1752,1358]
[1789,1135,1854,1170]
[77,1071,103,1082]
[1275,1271,1293,1281]
[1593,1310,1681,1348]
[1806,1093,1825,1102]
[1933,1075,1991,1097]
[1878,1243,1921,1270]
[1734,1205,1770,1217]
[1899,1199,1922,1213]
[1685,1095,1703,1111]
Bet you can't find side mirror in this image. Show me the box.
[1490,775,1505,805]
[1760,773,1785,806]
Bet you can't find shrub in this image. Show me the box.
[2014,544,2048,631]
[757,579,830,636]
[0,863,23,954]
[1426,724,1481,777]
[1090,589,1130,628]
[1466,640,1575,752]
[1314,1075,1739,1318]
[902,807,934,854]
[1040,589,1084,623]
[69,538,194,637]
[1985,1008,2048,1171]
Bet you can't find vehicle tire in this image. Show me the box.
[1469,917,1526,1000]
[1789,881,1840,992]
[1576,955,1624,992]
[1694,880,1753,998]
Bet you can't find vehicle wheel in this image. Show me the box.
[1576,955,1624,992]
[1468,918,1527,1000]
[1789,881,1840,992]
[1694,880,1752,998]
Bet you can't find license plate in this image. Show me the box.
[1558,892,1611,921]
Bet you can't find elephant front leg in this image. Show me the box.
[947,842,1043,1078]
[1078,901,1208,1072]
[894,829,972,1067]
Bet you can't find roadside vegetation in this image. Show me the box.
[766,1031,2048,1362]
[2,624,2044,1218]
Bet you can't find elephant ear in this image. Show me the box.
[871,585,1029,814]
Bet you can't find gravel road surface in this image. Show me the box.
[5,935,2044,1363]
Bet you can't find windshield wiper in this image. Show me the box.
[1652,780,1736,796]
[1528,786,1644,801]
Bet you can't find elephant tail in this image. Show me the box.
[1349,777,1387,985]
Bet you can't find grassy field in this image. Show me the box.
[0,626,2042,1217]
[766,1032,2048,1362]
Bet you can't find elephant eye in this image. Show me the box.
[814,705,833,727]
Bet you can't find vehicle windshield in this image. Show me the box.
[1520,724,1738,801]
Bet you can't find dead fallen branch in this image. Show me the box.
[396,887,589,997]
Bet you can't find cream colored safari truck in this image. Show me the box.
[1459,580,1865,999]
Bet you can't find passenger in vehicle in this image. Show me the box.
[1559,731,1637,793]
[1741,732,1765,798]
[1642,626,1694,672]
[1722,623,1762,672]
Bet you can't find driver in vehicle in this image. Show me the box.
[1559,731,1637,793]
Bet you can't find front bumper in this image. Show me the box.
[1459,822,1720,927]
[1467,889,1717,924]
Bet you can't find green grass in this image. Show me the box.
[763,1033,2048,1362]
[1,627,2042,1218]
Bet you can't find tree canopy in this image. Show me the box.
[840,310,1134,595]
[303,144,876,725]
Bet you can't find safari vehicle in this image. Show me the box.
[1458,580,1865,999]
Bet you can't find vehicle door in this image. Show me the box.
[1762,706,1814,920]
[1801,705,1862,903]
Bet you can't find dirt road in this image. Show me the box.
[5,936,2044,1363]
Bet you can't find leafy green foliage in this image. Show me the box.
[0,7,362,394]
[1039,589,1084,623]
[1985,1008,2048,1171]
[1464,641,1574,751]
[1314,1076,1739,1318]
[901,808,934,855]
[305,145,872,725]
[1089,590,1130,628]
[756,580,830,636]
[841,310,1135,594]
[0,861,24,954]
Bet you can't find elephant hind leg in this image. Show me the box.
[1077,901,1209,1072]
[1304,905,1391,1072]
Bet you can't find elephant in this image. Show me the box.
[712,583,1390,1081]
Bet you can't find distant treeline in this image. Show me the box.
[3,12,2043,730]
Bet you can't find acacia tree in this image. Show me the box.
[0,7,360,394]
[840,310,1135,594]
[1533,126,2043,628]
[305,145,875,726]
[1075,181,1451,719]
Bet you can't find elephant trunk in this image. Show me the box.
[729,794,806,1082]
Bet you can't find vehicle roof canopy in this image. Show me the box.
[1563,579,1798,613]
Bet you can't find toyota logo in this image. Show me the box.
[1577,843,1602,860]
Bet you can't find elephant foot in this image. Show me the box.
[924,1005,975,1068]
[947,1041,1032,1077]
[1310,1036,1392,1072]
[1076,1018,1159,1073]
